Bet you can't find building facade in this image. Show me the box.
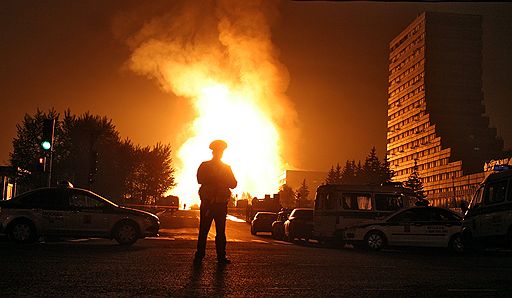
[386,12,507,207]
[0,166,27,200]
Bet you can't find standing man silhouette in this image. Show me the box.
[194,140,237,265]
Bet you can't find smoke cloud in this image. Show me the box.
[126,1,295,124]
[121,0,298,203]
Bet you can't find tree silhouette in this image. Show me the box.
[10,109,61,191]
[340,160,357,184]
[56,111,123,197]
[363,146,381,184]
[11,109,176,203]
[404,160,426,200]
[295,179,310,207]
[278,184,295,208]
[325,163,342,184]
[125,143,175,205]
[379,156,395,184]
[328,147,395,186]
[355,161,364,182]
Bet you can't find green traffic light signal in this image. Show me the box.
[41,141,51,150]
[41,119,55,151]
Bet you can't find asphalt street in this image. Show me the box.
[1,210,512,297]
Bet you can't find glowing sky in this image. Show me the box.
[1,1,511,172]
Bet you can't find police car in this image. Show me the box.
[343,206,464,252]
[0,183,160,245]
[462,166,512,249]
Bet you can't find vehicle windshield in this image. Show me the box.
[88,190,119,207]
[256,213,276,219]
[468,185,484,209]
[291,209,313,219]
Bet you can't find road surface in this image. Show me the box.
[1,209,511,297]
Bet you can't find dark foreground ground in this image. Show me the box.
[1,210,512,297]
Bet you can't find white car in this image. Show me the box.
[0,184,160,245]
[462,168,512,249]
[344,206,464,252]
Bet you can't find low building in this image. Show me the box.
[0,166,28,200]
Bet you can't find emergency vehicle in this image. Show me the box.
[0,183,160,245]
[462,165,512,249]
[312,183,418,242]
[343,206,464,252]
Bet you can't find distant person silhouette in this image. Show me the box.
[194,140,237,265]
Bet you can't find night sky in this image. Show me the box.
[1,1,511,172]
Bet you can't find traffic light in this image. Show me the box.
[41,119,55,151]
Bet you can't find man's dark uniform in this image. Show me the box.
[194,140,237,264]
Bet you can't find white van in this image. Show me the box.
[312,183,418,242]
[462,168,512,248]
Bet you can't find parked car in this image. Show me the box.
[272,210,291,240]
[0,184,160,245]
[284,208,314,242]
[462,167,512,249]
[344,206,463,252]
[251,212,277,235]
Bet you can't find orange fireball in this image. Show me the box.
[174,83,284,209]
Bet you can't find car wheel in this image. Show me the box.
[365,231,385,251]
[251,226,257,235]
[449,234,464,253]
[9,219,37,244]
[114,221,139,246]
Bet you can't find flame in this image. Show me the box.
[124,1,297,209]
[174,82,284,208]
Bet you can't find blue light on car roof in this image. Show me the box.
[493,164,511,172]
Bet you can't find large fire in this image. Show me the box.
[174,83,284,208]
[125,1,296,208]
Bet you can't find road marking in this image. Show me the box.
[147,236,176,241]
[66,238,102,242]
[251,239,270,244]
[272,240,293,245]
[228,239,244,242]
[148,236,253,242]
[226,215,246,223]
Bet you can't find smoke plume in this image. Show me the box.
[122,0,298,204]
